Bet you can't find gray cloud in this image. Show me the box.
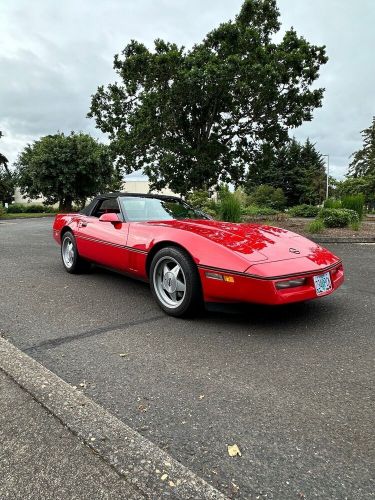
[1,0,374,179]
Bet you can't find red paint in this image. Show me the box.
[53,214,344,305]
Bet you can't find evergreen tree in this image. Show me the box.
[349,117,375,177]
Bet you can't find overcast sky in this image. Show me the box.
[1,0,374,179]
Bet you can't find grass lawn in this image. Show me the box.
[0,213,57,219]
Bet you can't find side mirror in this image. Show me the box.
[99,213,121,224]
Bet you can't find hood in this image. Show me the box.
[145,219,317,264]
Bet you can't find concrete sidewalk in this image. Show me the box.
[0,370,143,499]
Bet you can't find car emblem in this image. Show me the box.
[289,248,300,254]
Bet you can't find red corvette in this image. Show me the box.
[53,192,344,317]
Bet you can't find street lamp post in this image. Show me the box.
[322,154,329,200]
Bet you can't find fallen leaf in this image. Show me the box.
[227,444,242,457]
[119,353,128,357]
[198,395,205,400]
[138,404,148,413]
[160,474,168,481]
[231,481,240,493]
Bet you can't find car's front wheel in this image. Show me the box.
[61,231,91,274]
[150,247,202,317]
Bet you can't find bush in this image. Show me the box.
[6,203,25,213]
[307,219,325,233]
[318,208,359,228]
[350,220,360,231]
[242,205,278,217]
[219,192,242,222]
[0,203,4,217]
[248,185,287,210]
[187,190,219,217]
[288,204,319,218]
[324,198,341,209]
[341,194,365,220]
[6,203,55,214]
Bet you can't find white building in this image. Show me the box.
[13,180,177,206]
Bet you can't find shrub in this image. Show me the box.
[219,192,242,222]
[318,208,359,228]
[6,203,55,213]
[23,204,55,213]
[307,219,325,233]
[242,205,278,217]
[341,194,365,220]
[0,203,4,217]
[187,190,219,217]
[248,184,287,210]
[6,203,26,213]
[324,198,341,209]
[350,220,360,231]
[288,204,319,218]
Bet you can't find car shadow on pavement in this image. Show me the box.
[203,299,338,331]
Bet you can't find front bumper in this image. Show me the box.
[199,262,344,305]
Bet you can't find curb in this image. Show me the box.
[0,337,226,500]
[309,236,375,244]
[0,214,56,221]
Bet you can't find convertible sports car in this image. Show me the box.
[53,192,344,317]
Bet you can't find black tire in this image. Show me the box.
[61,231,91,274]
[150,246,203,317]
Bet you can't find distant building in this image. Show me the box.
[12,181,177,206]
[122,180,176,196]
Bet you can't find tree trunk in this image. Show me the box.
[59,197,73,212]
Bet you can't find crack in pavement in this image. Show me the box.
[23,315,165,354]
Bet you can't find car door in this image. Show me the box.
[76,197,130,271]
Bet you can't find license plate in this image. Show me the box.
[313,272,332,295]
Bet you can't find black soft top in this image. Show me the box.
[80,192,183,216]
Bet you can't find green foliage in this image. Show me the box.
[186,190,219,218]
[334,176,375,205]
[246,138,326,206]
[349,116,375,178]
[349,220,360,231]
[288,204,319,218]
[219,192,242,222]
[318,208,359,228]
[307,219,325,233]
[341,194,365,219]
[242,205,278,217]
[15,132,121,211]
[323,198,341,209]
[6,203,25,213]
[89,0,327,195]
[248,184,286,210]
[0,203,4,217]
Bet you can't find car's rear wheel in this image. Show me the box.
[150,247,202,317]
[61,231,91,274]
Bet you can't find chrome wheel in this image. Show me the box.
[62,237,74,269]
[153,256,187,309]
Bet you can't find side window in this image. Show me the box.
[91,198,121,218]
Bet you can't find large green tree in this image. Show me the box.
[15,132,121,211]
[0,131,15,205]
[246,138,326,205]
[89,0,327,195]
[349,117,375,177]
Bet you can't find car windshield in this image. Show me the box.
[119,196,207,222]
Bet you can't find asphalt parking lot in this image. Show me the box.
[0,218,374,499]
